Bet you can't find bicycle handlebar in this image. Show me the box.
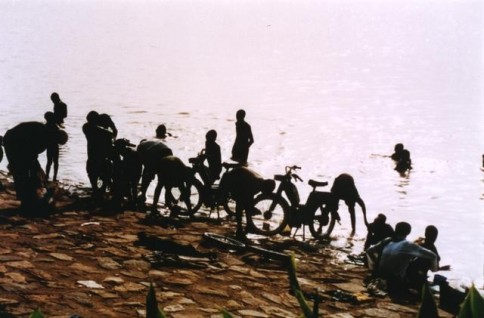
[284,165,304,182]
[285,165,301,172]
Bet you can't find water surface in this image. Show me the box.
[0,0,482,287]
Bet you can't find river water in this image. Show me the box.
[0,0,482,288]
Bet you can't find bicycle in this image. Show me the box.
[168,149,239,217]
[247,165,340,240]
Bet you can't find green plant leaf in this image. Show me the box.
[418,282,438,318]
[295,290,314,318]
[29,309,44,318]
[287,253,314,318]
[458,284,484,318]
[221,309,235,318]
[288,254,301,292]
[146,282,166,318]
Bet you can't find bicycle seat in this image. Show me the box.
[222,162,242,169]
[308,179,328,188]
[274,174,285,181]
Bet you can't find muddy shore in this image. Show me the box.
[0,172,453,318]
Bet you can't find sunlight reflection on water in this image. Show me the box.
[0,0,482,287]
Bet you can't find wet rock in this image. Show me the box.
[120,270,147,279]
[260,306,296,318]
[148,269,170,279]
[358,308,398,317]
[122,259,151,271]
[102,276,125,285]
[4,272,27,284]
[176,297,196,305]
[229,265,250,274]
[249,269,267,279]
[172,234,199,243]
[64,292,93,307]
[237,309,269,317]
[33,233,65,239]
[379,302,418,314]
[260,292,282,304]
[0,297,19,305]
[113,301,144,307]
[5,260,34,269]
[69,262,101,274]
[97,257,122,270]
[330,313,356,318]
[114,282,145,292]
[225,299,241,309]
[90,289,119,299]
[164,277,193,286]
[193,286,229,297]
[77,280,104,289]
[0,248,12,254]
[0,255,23,262]
[160,291,185,299]
[163,304,185,312]
[25,268,53,281]
[49,253,74,261]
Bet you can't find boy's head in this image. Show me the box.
[425,225,438,244]
[86,110,99,123]
[236,109,246,121]
[206,129,217,142]
[44,111,56,123]
[375,213,387,224]
[156,124,167,138]
[394,143,404,153]
[394,222,411,238]
[50,92,60,103]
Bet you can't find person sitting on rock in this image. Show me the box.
[364,213,394,250]
[407,225,451,290]
[366,222,439,296]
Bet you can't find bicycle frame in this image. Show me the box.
[275,166,330,224]
[174,149,239,217]
[250,165,336,240]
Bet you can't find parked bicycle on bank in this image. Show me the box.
[247,165,340,240]
[169,149,238,217]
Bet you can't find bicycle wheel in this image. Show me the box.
[245,245,290,262]
[248,193,289,236]
[168,178,203,216]
[202,232,246,250]
[309,205,336,240]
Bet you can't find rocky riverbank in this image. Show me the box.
[0,173,453,318]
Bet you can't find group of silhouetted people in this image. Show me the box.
[0,93,457,300]
[365,220,450,297]
[0,93,68,213]
[76,108,256,219]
